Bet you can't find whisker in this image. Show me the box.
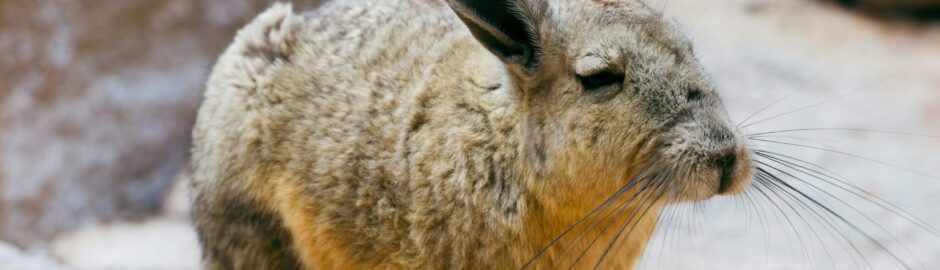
[740,187,770,262]
[519,164,660,269]
[654,195,684,269]
[755,169,871,270]
[591,172,675,270]
[749,138,940,181]
[756,150,940,237]
[552,172,659,268]
[756,169,876,269]
[756,157,926,270]
[756,167,915,270]
[748,128,940,139]
[763,177,845,269]
[619,170,684,269]
[557,170,666,269]
[742,71,906,128]
[749,175,816,267]
[736,67,830,128]
[741,187,774,267]
[750,134,842,150]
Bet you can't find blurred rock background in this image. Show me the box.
[0,0,937,269]
[0,0,320,268]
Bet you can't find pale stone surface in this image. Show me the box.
[49,166,200,270]
[0,242,65,270]
[51,218,200,270]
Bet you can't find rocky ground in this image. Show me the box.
[2,0,938,269]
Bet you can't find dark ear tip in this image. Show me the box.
[445,0,543,67]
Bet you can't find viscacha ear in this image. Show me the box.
[446,0,547,68]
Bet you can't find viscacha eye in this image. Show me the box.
[579,71,625,92]
[687,88,704,101]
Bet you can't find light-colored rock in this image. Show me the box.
[51,218,200,270]
[0,242,66,270]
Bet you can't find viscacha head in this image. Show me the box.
[447,0,754,207]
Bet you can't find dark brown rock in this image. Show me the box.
[0,0,320,247]
[837,0,940,19]
[843,0,940,8]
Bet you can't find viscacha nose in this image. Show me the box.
[714,152,737,193]
[706,123,739,193]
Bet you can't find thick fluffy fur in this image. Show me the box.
[191,0,753,269]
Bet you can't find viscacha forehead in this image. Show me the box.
[550,0,658,27]
[549,0,694,64]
